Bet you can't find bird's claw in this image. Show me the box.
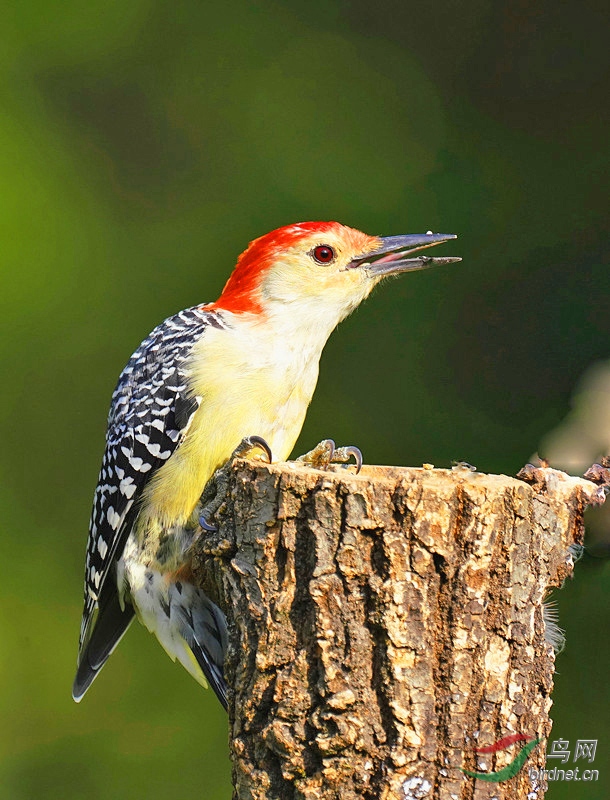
[198,435,273,532]
[232,435,273,464]
[199,512,218,532]
[297,438,363,473]
[297,438,336,468]
[331,445,363,473]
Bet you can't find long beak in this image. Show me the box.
[349,232,461,277]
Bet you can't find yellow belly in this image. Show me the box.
[139,321,320,531]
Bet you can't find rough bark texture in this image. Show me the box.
[192,461,599,800]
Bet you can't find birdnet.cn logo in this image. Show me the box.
[460,735,600,784]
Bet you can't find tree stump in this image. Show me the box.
[192,461,599,800]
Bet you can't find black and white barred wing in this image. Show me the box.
[78,305,222,652]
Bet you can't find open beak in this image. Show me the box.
[349,232,461,277]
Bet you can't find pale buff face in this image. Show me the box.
[259,225,383,323]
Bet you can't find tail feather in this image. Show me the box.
[77,569,229,709]
[72,585,135,702]
[190,638,228,710]
[176,587,228,710]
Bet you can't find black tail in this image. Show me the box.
[190,638,228,711]
[72,585,134,702]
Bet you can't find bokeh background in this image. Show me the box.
[1,1,608,798]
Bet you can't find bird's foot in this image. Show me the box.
[199,436,272,532]
[231,435,273,464]
[296,438,363,473]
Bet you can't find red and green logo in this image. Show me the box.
[461,734,543,782]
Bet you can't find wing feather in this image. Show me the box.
[77,305,226,654]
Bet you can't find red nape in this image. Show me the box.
[210,221,344,314]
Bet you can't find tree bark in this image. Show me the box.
[192,461,599,800]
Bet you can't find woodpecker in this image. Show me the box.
[73,221,460,707]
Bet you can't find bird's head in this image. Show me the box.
[214,222,460,329]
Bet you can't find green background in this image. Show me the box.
[1,1,608,798]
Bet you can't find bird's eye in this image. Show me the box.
[311,245,336,265]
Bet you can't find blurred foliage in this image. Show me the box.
[1,1,608,798]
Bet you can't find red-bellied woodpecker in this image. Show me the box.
[73,221,460,707]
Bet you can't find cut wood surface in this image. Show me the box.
[192,461,599,800]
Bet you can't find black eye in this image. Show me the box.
[312,245,335,264]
